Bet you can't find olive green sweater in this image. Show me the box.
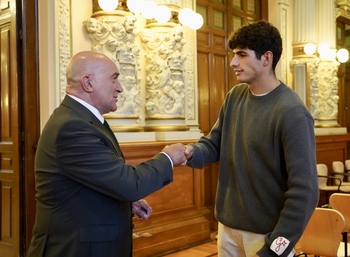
[188,83,319,257]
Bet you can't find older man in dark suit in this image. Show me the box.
[27,51,187,257]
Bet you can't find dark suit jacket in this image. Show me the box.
[27,96,173,257]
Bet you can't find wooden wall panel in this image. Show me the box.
[315,134,350,169]
[197,51,210,134]
[1,181,13,240]
[1,28,10,140]
[211,54,228,120]
[120,140,212,257]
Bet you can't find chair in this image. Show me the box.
[295,208,345,257]
[317,164,350,194]
[329,193,350,257]
[333,161,350,186]
[344,159,350,178]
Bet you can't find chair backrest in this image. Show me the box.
[345,159,350,171]
[298,208,345,257]
[330,193,350,231]
[332,161,345,185]
[317,163,329,188]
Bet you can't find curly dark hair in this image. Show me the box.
[228,20,283,71]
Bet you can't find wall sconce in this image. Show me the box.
[303,42,349,63]
[127,0,203,29]
[98,0,203,29]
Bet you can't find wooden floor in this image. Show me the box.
[161,233,218,257]
[162,240,217,257]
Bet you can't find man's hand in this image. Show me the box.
[184,144,194,160]
[162,143,187,166]
[132,199,152,220]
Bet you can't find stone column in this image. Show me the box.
[317,0,336,48]
[290,0,317,113]
[291,0,341,128]
[293,0,317,45]
[315,0,340,127]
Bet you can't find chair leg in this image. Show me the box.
[343,231,348,257]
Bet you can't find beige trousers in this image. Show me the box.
[217,222,295,257]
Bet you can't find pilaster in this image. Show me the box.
[291,0,344,131]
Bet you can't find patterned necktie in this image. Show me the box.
[103,120,124,159]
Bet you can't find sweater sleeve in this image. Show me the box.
[187,89,232,168]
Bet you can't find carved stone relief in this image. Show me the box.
[291,57,340,127]
[84,14,141,118]
[141,25,186,118]
[317,60,340,122]
[84,6,191,131]
[336,0,350,11]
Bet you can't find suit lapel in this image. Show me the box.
[61,96,125,160]
[103,120,125,159]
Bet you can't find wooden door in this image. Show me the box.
[0,1,21,256]
[0,0,38,256]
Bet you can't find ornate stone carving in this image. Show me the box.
[84,14,141,117]
[336,0,350,11]
[317,60,340,122]
[83,0,198,132]
[141,25,186,118]
[291,57,340,127]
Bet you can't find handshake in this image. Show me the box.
[162,143,194,166]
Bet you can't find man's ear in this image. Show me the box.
[262,51,273,67]
[82,76,93,92]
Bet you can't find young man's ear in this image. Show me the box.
[82,76,94,92]
[262,51,273,66]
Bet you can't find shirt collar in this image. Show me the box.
[67,94,104,124]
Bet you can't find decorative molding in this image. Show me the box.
[58,0,72,102]
[335,0,350,19]
[336,0,350,11]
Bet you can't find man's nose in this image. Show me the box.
[116,81,123,93]
[230,57,238,68]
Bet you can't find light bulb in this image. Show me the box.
[337,48,349,63]
[142,0,157,19]
[317,43,330,55]
[319,48,336,60]
[127,0,145,14]
[178,8,193,26]
[98,0,119,12]
[155,6,171,23]
[303,43,316,55]
[188,13,203,30]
